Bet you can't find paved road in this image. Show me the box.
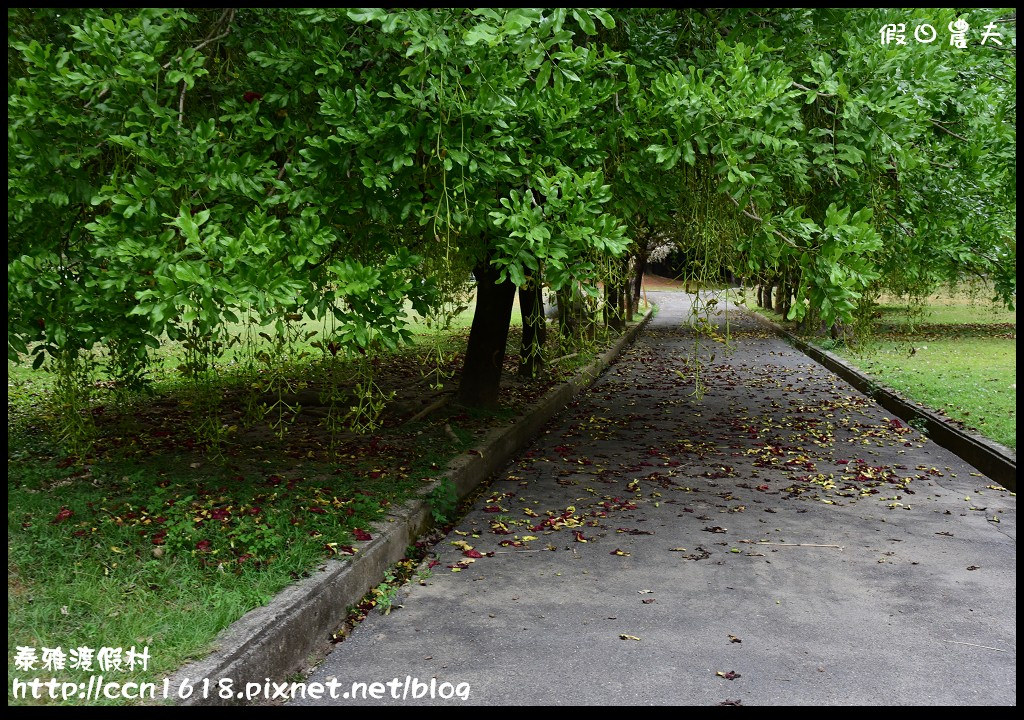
[295,292,1016,706]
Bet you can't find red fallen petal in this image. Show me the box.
[353,528,372,541]
[573,531,588,543]
[52,507,74,524]
[243,91,263,103]
[427,560,440,569]
[337,545,356,555]
[463,549,483,558]
[483,506,502,513]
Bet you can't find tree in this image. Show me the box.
[8,8,1016,431]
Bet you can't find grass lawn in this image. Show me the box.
[7,295,641,704]
[738,286,1016,449]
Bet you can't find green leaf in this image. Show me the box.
[536,61,551,91]
[572,10,597,35]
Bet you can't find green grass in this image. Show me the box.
[836,289,1016,449]
[8,297,621,704]
[7,426,468,705]
[839,338,1015,448]
[736,285,1016,449]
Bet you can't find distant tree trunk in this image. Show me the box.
[457,259,517,408]
[557,287,581,339]
[630,235,651,308]
[605,284,624,331]
[631,256,646,308]
[780,270,794,318]
[775,274,787,313]
[518,279,546,379]
[830,319,852,344]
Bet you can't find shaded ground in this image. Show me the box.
[7,323,596,702]
[295,291,1016,706]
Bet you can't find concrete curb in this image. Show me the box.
[745,309,1016,491]
[168,309,653,705]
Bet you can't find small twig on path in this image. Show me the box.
[941,640,1011,653]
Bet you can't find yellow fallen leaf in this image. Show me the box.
[619,634,641,641]
[521,536,538,542]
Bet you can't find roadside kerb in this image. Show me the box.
[746,309,1016,491]
[167,308,653,705]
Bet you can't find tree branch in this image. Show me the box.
[178,82,187,124]
[791,81,835,98]
[929,119,969,142]
[727,195,797,248]
[84,86,108,109]
[162,9,236,70]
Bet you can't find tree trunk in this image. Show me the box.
[557,287,581,339]
[605,284,624,331]
[775,274,787,313]
[457,260,517,407]
[631,254,647,308]
[780,271,794,318]
[518,281,546,379]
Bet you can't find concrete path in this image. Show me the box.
[294,292,1016,706]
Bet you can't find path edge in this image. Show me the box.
[166,308,653,705]
[744,309,1016,491]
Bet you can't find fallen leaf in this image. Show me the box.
[728,635,741,643]
[619,634,641,641]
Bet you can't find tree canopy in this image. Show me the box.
[8,8,1016,411]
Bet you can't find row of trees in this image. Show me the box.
[8,9,1016,416]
